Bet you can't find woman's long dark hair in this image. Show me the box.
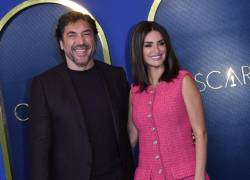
[131,21,180,92]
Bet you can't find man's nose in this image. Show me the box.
[76,34,85,44]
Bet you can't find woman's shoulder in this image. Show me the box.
[178,69,192,76]
[177,69,193,80]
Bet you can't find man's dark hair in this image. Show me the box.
[55,11,98,43]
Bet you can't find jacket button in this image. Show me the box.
[155,155,160,160]
[151,127,156,132]
[158,168,163,174]
[153,140,158,145]
[147,113,152,118]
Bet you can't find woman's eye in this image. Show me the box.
[159,41,166,46]
[144,44,152,48]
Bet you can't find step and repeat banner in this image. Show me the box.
[151,1,250,179]
[0,0,249,179]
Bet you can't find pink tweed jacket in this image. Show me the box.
[131,70,209,180]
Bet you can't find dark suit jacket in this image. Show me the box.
[30,61,134,180]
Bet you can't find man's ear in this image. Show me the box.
[59,40,64,50]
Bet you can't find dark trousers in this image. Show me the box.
[91,166,124,180]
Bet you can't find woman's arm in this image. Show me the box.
[127,90,138,148]
[182,75,207,180]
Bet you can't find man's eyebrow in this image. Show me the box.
[83,29,92,32]
[79,29,92,34]
[66,29,92,35]
[66,31,77,34]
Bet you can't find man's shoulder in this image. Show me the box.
[32,63,64,81]
[94,60,123,73]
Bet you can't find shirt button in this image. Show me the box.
[148,101,152,105]
[147,114,152,118]
[151,127,156,132]
[149,90,154,94]
[158,168,163,174]
[155,155,160,160]
[153,140,158,145]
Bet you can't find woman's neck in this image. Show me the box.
[148,66,165,86]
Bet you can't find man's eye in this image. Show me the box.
[68,33,76,37]
[83,32,90,36]
[82,31,92,36]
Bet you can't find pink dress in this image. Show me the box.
[131,70,209,180]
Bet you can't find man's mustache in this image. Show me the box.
[73,44,90,50]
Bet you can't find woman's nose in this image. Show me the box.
[153,45,160,53]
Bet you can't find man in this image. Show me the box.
[30,11,134,180]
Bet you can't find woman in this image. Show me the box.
[128,21,209,180]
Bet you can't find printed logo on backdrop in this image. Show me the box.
[149,0,250,179]
[0,1,110,180]
[195,65,250,92]
[148,0,250,92]
[149,0,250,93]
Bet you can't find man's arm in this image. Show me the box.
[30,77,51,180]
